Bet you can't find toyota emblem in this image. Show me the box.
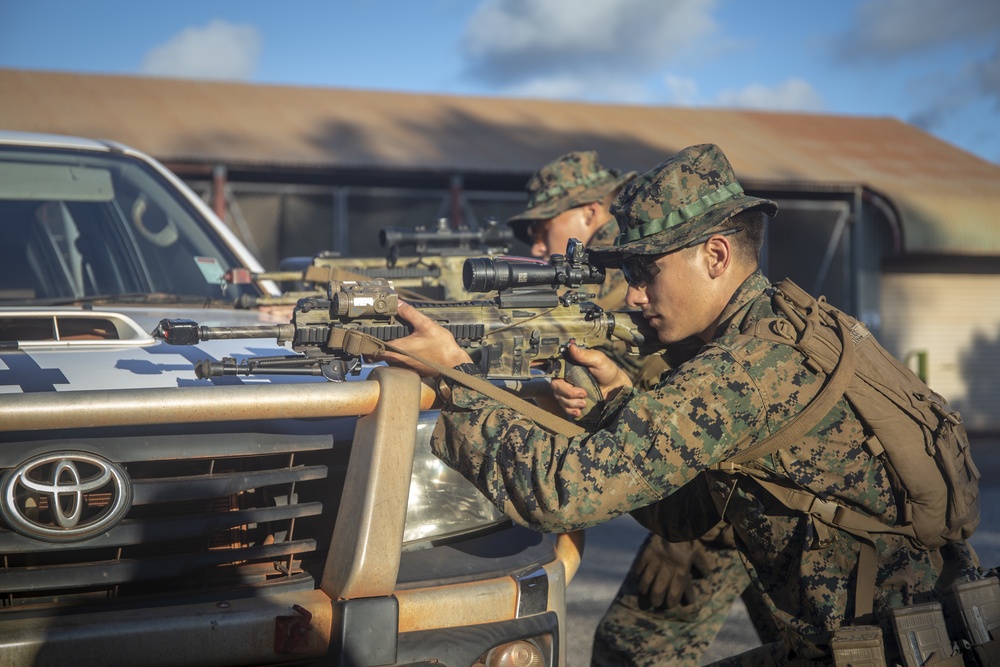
[1,452,132,542]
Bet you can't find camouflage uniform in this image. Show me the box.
[506,150,636,246]
[592,516,755,666]
[432,144,976,664]
[594,220,763,666]
[508,153,744,665]
[504,151,659,396]
[505,153,631,308]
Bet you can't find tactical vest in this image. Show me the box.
[713,279,981,620]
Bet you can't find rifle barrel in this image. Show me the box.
[153,319,294,346]
[198,325,291,341]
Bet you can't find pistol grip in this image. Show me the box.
[562,361,604,430]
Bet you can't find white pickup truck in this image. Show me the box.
[0,131,579,667]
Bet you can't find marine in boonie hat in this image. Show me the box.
[591,144,777,266]
[506,150,637,245]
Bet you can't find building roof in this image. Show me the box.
[2,68,999,255]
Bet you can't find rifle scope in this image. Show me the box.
[463,252,606,292]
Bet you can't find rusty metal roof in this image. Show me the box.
[2,68,998,255]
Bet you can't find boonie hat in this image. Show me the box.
[506,151,636,245]
[591,144,777,265]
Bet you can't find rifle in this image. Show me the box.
[154,239,658,384]
[227,218,514,306]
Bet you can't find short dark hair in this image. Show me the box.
[712,208,765,264]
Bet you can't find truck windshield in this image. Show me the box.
[0,145,259,304]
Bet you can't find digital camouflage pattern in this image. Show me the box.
[592,530,753,667]
[586,143,779,663]
[587,217,751,666]
[512,144,771,664]
[506,150,636,245]
[508,148,748,662]
[592,332,779,666]
[591,143,777,264]
[431,271,974,662]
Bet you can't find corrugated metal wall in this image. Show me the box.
[880,273,1000,432]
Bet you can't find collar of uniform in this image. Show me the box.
[714,271,772,340]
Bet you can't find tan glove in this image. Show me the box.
[635,535,699,610]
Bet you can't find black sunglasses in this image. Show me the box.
[620,227,743,289]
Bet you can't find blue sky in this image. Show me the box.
[2,0,998,163]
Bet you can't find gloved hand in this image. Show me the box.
[635,535,699,610]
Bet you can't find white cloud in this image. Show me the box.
[502,74,650,103]
[663,74,699,106]
[836,0,1000,61]
[461,0,718,87]
[464,1,622,56]
[715,79,824,112]
[141,20,261,80]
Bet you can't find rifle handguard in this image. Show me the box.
[327,328,386,357]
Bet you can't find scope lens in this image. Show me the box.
[463,257,498,292]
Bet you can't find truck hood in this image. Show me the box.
[0,305,315,393]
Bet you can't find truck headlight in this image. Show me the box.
[403,411,508,548]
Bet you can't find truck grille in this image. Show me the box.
[0,421,350,607]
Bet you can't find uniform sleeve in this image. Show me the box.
[430,345,768,533]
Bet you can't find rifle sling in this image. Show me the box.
[326,328,586,438]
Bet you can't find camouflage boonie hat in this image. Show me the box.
[506,151,637,245]
[591,144,777,265]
